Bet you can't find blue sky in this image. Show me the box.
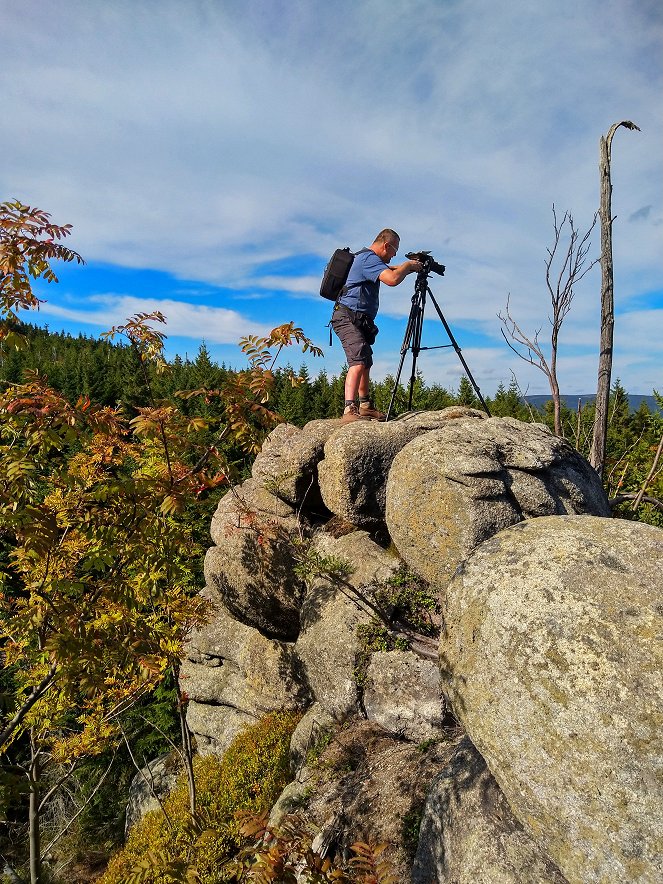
[2,0,662,396]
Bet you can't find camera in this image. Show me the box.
[406,250,445,277]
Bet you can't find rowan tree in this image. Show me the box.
[0,200,322,883]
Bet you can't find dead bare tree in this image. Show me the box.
[499,206,598,437]
[589,120,641,476]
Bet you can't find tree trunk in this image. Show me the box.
[589,121,640,476]
[174,666,197,818]
[550,327,562,436]
[28,736,41,884]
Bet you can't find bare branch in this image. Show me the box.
[119,727,174,831]
[606,425,647,493]
[40,751,117,858]
[610,493,663,512]
[632,432,663,511]
[507,370,539,424]
[499,206,598,437]
[37,762,77,813]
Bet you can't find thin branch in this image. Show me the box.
[605,425,646,493]
[134,712,182,758]
[632,432,663,511]
[507,370,538,424]
[40,751,117,858]
[119,727,174,831]
[37,762,76,813]
[610,492,663,512]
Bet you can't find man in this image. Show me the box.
[331,229,422,422]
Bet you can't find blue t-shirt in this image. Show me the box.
[338,248,388,319]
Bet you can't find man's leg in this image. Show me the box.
[331,308,382,421]
[345,364,385,421]
[345,364,369,402]
[340,363,369,422]
[356,366,385,420]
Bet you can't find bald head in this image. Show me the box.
[372,228,400,264]
[373,229,399,246]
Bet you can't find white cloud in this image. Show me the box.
[248,276,321,295]
[28,295,271,344]
[2,0,661,393]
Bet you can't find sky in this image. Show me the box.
[2,0,662,397]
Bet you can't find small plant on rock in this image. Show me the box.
[354,567,440,688]
[225,810,398,883]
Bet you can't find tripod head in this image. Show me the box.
[406,250,446,277]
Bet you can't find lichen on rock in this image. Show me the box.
[386,416,610,588]
[441,516,663,883]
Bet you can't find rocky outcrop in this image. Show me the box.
[207,477,308,640]
[441,516,663,884]
[251,418,339,512]
[317,408,485,527]
[386,417,610,587]
[183,584,309,755]
[363,650,445,742]
[181,413,660,883]
[412,737,567,883]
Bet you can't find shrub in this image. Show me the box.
[354,568,439,689]
[226,811,399,883]
[99,710,300,884]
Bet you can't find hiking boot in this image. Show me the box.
[341,404,369,423]
[359,402,386,421]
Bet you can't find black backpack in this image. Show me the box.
[319,247,355,301]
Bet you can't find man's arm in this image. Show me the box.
[379,259,422,287]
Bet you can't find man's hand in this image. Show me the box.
[380,259,422,286]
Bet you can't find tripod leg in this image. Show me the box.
[386,297,421,420]
[387,316,416,420]
[427,289,491,416]
[407,302,424,410]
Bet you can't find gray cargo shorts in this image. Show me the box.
[330,304,374,368]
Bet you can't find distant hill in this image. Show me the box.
[524,394,661,414]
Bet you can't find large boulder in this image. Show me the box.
[317,408,485,528]
[252,419,341,512]
[184,585,309,755]
[207,478,308,640]
[363,650,446,743]
[294,530,401,718]
[386,417,610,587]
[441,516,663,883]
[250,422,300,484]
[210,477,300,547]
[412,737,567,883]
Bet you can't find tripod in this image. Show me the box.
[386,267,491,420]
